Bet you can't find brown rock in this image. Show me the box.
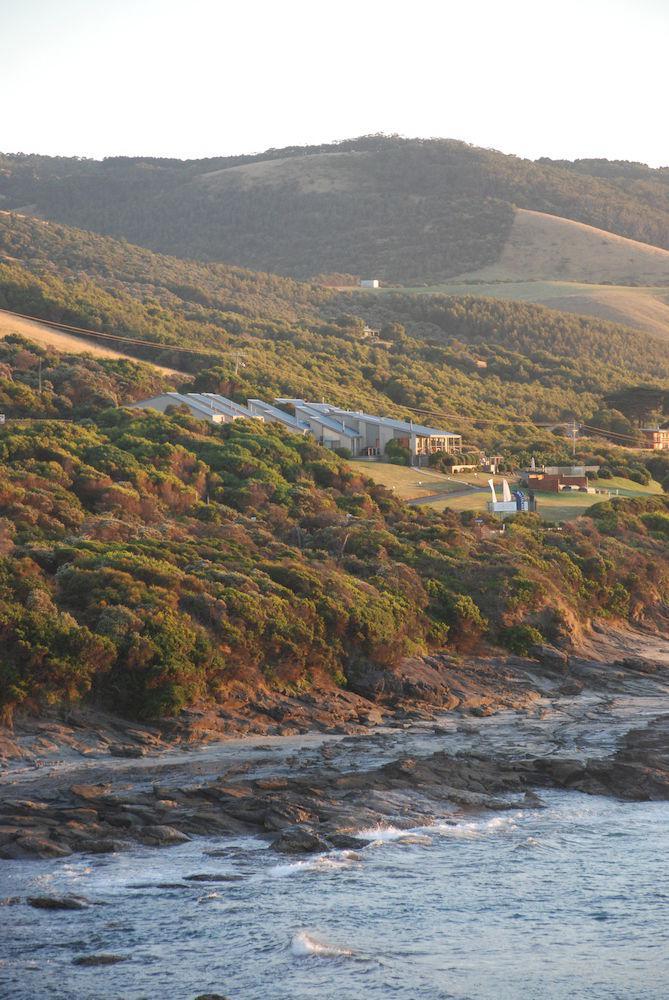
[271,825,331,854]
[2,836,71,860]
[139,825,191,846]
[70,783,111,802]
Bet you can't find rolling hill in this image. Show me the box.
[1,136,668,286]
[391,208,669,341]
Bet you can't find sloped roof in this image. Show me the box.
[307,403,458,438]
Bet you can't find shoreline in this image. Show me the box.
[1,623,668,862]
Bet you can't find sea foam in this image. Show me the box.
[291,931,353,958]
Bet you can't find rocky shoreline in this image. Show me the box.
[1,623,668,864]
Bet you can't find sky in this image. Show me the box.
[1,0,667,165]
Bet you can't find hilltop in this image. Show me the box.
[1,136,668,287]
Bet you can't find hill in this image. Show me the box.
[1,136,668,285]
[0,307,186,374]
[453,209,669,285]
[390,207,669,342]
[391,280,669,345]
[1,212,669,456]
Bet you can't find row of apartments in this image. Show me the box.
[128,393,462,464]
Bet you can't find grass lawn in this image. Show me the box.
[354,463,662,523]
[351,461,469,499]
[590,476,663,496]
[427,490,603,521]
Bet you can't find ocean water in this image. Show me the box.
[1,789,668,1000]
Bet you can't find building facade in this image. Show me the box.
[641,427,669,450]
[126,393,462,465]
[276,400,461,464]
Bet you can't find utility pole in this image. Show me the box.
[38,359,43,396]
[571,418,578,458]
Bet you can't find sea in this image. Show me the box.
[1,699,668,999]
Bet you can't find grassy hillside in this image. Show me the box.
[0,362,666,724]
[1,136,668,284]
[457,209,669,285]
[379,281,669,345]
[1,212,669,456]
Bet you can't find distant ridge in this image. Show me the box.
[1,136,668,285]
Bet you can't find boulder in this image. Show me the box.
[139,825,191,846]
[327,832,370,849]
[531,644,570,672]
[2,836,71,860]
[109,744,145,758]
[70,783,111,802]
[271,825,331,854]
[27,895,90,911]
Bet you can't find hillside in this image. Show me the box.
[0,308,186,374]
[453,209,669,285]
[0,372,666,725]
[1,212,669,455]
[1,136,668,284]
[392,280,669,345]
[396,208,669,341]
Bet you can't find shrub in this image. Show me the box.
[385,439,411,466]
[499,624,544,655]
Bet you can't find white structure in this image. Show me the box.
[276,400,461,464]
[126,393,462,466]
[487,478,535,515]
[247,398,311,434]
[360,279,379,289]
[127,392,259,424]
[276,400,361,452]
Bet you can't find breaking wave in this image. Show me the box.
[291,931,354,958]
[270,850,361,877]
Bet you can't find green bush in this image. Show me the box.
[385,439,411,466]
[499,624,544,655]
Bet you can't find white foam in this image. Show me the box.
[357,814,520,845]
[427,814,519,838]
[356,825,410,842]
[291,931,353,958]
[269,851,360,877]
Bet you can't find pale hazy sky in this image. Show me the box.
[1,0,667,165]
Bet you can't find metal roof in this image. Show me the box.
[304,402,459,438]
[157,392,227,418]
[280,400,360,439]
[247,399,310,430]
[192,393,257,419]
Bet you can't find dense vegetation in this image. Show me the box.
[2,213,669,455]
[0,392,666,724]
[2,135,668,282]
[0,335,171,419]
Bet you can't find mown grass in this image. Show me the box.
[406,474,663,522]
[350,461,467,499]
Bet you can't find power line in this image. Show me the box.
[580,423,643,443]
[0,307,223,358]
